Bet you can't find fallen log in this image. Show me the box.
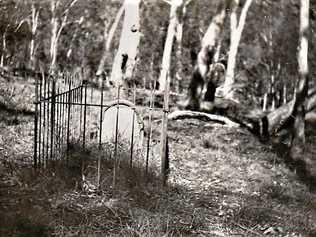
[175,85,316,140]
[267,87,316,135]
[168,110,240,127]
[179,86,316,139]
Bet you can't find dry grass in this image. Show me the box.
[167,119,316,236]
[2,117,315,236]
[1,77,316,236]
[0,76,35,114]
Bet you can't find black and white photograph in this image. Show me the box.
[0,0,315,236]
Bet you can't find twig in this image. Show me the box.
[232,221,264,237]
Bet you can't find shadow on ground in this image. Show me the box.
[0,116,316,236]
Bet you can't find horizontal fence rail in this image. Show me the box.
[33,71,169,186]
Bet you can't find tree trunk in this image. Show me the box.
[283,84,287,105]
[271,74,276,110]
[183,1,227,110]
[158,0,183,92]
[29,1,39,70]
[96,4,124,80]
[213,39,222,63]
[229,0,239,44]
[50,0,59,75]
[109,0,141,88]
[263,93,268,111]
[174,0,193,93]
[198,1,227,80]
[265,87,315,136]
[1,31,7,67]
[66,17,84,59]
[175,4,184,93]
[49,0,78,75]
[222,0,253,99]
[290,0,309,156]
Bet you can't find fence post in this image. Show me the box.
[160,72,170,186]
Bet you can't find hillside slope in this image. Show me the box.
[1,113,316,236]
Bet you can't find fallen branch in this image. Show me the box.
[232,221,265,237]
[168,110,240,127]
[267,87,316,134]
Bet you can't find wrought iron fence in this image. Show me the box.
[33,72,169,185]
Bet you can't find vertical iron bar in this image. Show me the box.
[66,75,72,161]
[90,82,93,118]
[42,74,46,167]
[50,78,56,162]
[55,83,61,158]
[74,78,78,139]
[61,74,65,158]
[74,86,77,139]
[73,79,77,140]
[79,83,83,143]
[97,82,104,188]
[33,73,39,168]
[130,85,136,167]
[73,87,76,140]
[70,75,74,140]
[160,72,170,186]
[38,77,42,167]
[62,88,66,157]
[113,86,120,189]
[82,78,88,182]
[60,83,65,156]
[146,85,155,173]
[83,80,88,149]
[98,85,104,148]
[74,84,78,140]
[77,85,80,139]
[46,77,50,167]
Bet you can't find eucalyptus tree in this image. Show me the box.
[290,0,310,154]
[221,0,254,100]
[184,0,228,110]
[109,0,142,88]
[49,0,80,74]
[158,0,184,92]
[96,3,124,87]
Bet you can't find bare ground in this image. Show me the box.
[1,109,316,236]
[0,77,316,236]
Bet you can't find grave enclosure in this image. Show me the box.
[33,72,169,185]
